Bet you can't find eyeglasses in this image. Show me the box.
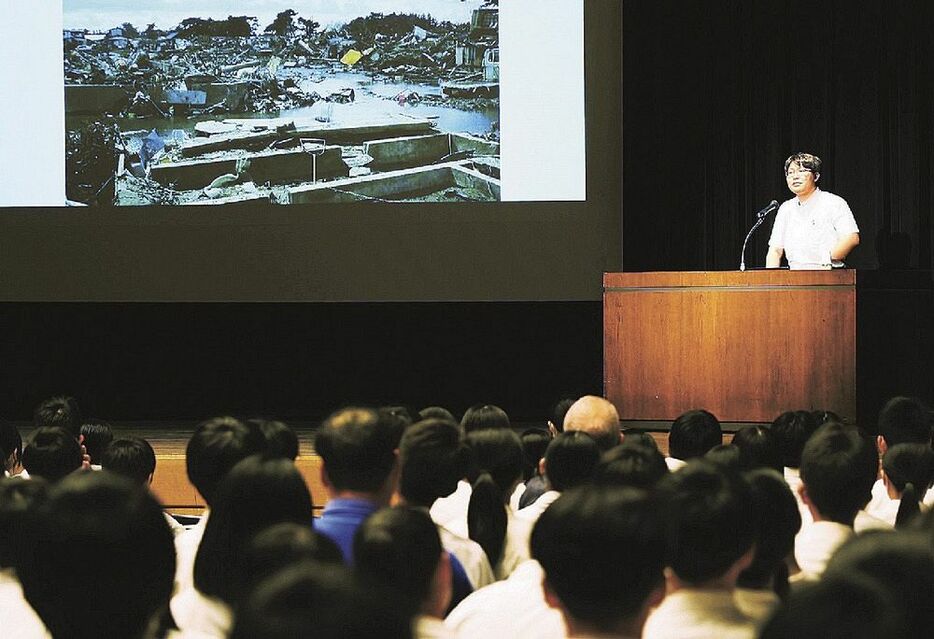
[786,168,813,177]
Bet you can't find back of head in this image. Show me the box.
[668,409,721,461]
[22,426,82,482]
[593,439,669,489]
[460,404,510,433]
[231,562,412,639]
[465,428,522,565]
[732,425,782,473]
[882,443,934,528]
[354,506,445,619]
[418,406,457,423]
[549,398,577,434]
[877,396,934,447]
[0,420,23,472]
[378,406,415,448]
[251,418,300,461]
[531,486,665,633]
[800,423,878,525]
[399,418,468,507]
[736,469,801,592]
[543,431,601,492]
[0,477,49,569]
[770,410,820,468]
[824,531,934,637]
[185,416,266,506]
[520,428,551,481]
[760,572,910,639]
[79,421,114,465]
[195,455,314,603]
[18,471,175,639]
[101,437,156,485]
[703,444,743,471]
[241,522,343,595]
[657,459,755,585]
[315,407,399,494]
[562,395,621,451]
[33,396,82,437]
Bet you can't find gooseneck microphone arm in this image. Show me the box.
[739,200,779,271]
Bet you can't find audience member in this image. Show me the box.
[21,427,82,483]
[0,420,25,478]
[533,487,666,639]
[17,472,175,639]
[515,431,600,523]
[398,418,494,590]
[32,396,82,437]
[79,420,113,469]
[418,406,458,423]
[461,404,510,433]
[562,395,622,451]
[240,522,343,593]
[514,427,551,509]
[620,429,659,450]
[794,423,878,579]
[703,444,743,471]
[880,443,934,528]
[250,418,300,461]
[731,425,782,473]
[770,409,820,488]
[666,409,722,470]
[592,438,669,489]
[642,460,757,639]
[354,506,452,638]
[547,397,577,437]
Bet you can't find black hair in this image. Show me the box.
[531,486,665,632]
[657,460,755,585]
[620,430,659,451]
[418,406,457,423]
[101,437,156,485]
[378,406,415,449]
[592,439,669,489]
[812,409,843,426]
[703,444,744,471]
[79,421,114,465]
[0,476,49,569]
[465,428,522,566]
[736,469,801,596]
[185,416,266,506]
[399,418,469,508]
[881,443,934,528]
[194,455,315,605]
[0,420,23,472]
[230,562,412,639]
[732,425,782,473]
[18,472,175,639]
[824,531,933,638]
[760,572,909,639]
[460,404,510,433]
[315,408,399,494]
[783,152,823,177]
[543,431,600,492]
[251,418,299,461]
[354,506,444,619]
[550,398,577,434]
[668,409,721,461]
[22,426,83,482]
[33,396,82,437]
[771,410,821,468]
[877,396,934,446]
[520,428,551,481]
[240,522,344,596]
[800,423,878,525]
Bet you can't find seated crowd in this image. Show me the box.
[1,394,933,638]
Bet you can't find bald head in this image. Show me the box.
[563,396,621,451]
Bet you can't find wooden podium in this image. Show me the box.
[603,270,934,428]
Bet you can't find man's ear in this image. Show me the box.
[541,575,563,611]
[538,457,547,479]
[814,172,820,182]
[876,435,887,456]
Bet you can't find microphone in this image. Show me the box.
[756,200,779,219]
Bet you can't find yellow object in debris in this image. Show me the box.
[340,49,363,66]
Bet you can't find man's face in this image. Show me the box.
[785,162,818,196]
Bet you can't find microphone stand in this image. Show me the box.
[739,217,767,272]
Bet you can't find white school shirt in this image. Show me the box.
[768,189,859,269]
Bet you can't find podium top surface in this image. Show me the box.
[604,270,855,290]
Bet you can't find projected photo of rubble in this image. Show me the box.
[63,1,500,206]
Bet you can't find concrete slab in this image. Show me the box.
[364,133,451,170]
[289,162,462,203]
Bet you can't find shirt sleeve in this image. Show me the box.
[832,198,859,235]
[768,206,787,248]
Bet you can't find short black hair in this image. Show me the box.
[0,476,49,569]
[22,426,83,482]
[17,472,175,639]
[79,421,114,466]
[800,423,878,525]
[703,444,744,472]
[231,562,412,639]
[593,439,669,489]
[315,408,399,493]
[877,397,934,446]
[657,460,755,584]
[550,398,577,434]
[399,418,469,507]
[460,404,510,433]
[33,396,82,437]
[771,410,821,468]
[784,152,822,177]
[101,437,156,485]
[185,416,266,506]
[531,486,665,632]
[0,420,23,471]
[417,406,457,423]
[241,522,344,594]
[543,431,601,492]
[354,506,444,619]
[732,425,782,473]
[251,418,300,461]
[668,409,721,461]
[520,428,551,481]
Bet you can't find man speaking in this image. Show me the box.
[766,153,860,269]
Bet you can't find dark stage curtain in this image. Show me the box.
[623,0,934,271]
